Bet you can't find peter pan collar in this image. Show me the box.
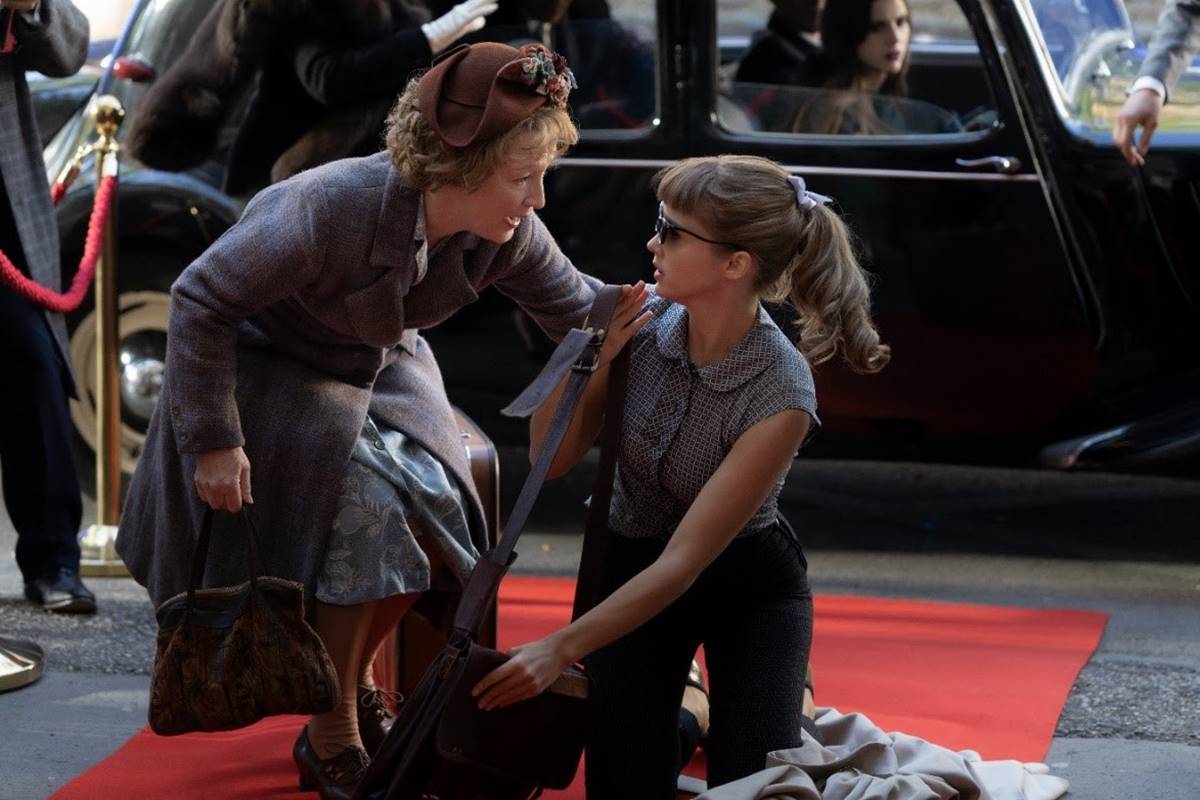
[654,301,778,392]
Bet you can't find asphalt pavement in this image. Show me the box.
[2,455,1198,799]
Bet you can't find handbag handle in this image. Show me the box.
[185,508,263,614]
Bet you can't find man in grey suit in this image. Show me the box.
[1113,0,1200,165]
[0,0,94,612]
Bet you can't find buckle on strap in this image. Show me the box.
[572,329,605,374]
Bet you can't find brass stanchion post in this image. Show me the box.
[79,96,128,577]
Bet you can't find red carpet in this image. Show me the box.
[53,578,1106,799]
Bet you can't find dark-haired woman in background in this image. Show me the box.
[793,0,911,134]
[793,0,964,135]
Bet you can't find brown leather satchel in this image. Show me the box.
[148,509,339,736]
[355,285,629,800]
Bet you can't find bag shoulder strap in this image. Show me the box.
[451,285,623,638]
[571,344,628,621]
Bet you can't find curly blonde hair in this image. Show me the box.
[385,79,578,191]
[654,155,890,374]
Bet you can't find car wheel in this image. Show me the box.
[63,245,184,496]
[67,289,171,483]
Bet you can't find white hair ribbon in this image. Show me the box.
[788,175,833,211]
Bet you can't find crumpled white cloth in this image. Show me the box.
[697,708,1070,800]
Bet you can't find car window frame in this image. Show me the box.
[1024,0,1200,151]
[710,0,1010,148]
[1010,0,1135,141]
[498,11,664,143]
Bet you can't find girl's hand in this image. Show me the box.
[598,281,652,368]
[194,447,253,512]
[471,637,573,710]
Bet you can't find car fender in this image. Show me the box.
[55,167,243,280]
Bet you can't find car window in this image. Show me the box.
[1024,0,1200,134]
[485,2,657,135]
[21,0,136,75]
[59,0,138,63]
[716,0,996,138]
[25,0,138,145]
[104,0,249,162]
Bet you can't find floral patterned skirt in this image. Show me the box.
[315,415,478,606]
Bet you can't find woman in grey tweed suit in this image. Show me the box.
[1113,0,1200,164]
[117,42,606,795]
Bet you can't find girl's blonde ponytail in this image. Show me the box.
[768,204,890,374]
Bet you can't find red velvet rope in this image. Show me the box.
[0,174,116,314]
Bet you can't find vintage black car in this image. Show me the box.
[32,0,1200,480]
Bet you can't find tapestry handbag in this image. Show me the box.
[354,285,629,800]
[148,509,339,736]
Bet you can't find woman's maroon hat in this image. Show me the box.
[416,42,577,149]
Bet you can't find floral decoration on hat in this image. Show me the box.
[517,44,578,108]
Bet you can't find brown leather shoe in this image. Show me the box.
[357,685,403,756]
[293,726,369,800]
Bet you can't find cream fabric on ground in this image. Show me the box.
[698,707,1069,800]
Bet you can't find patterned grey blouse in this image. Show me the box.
[609,287,819,541]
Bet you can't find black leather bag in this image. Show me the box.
[435,644,589,788]
[354,286,628,800]
[380,641,590,799]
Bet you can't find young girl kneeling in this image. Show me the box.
[474,154,889,796]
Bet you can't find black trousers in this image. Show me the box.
[584,521,814,798]
[0,210,82,581]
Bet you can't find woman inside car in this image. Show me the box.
[472,154,889,795]
[792,0,919,134]
[117,42,633,799]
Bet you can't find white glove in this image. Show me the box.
[422,0,499,55]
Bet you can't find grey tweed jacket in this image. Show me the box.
[1139,0,1200,93]
[0,0,88,380]
[117,152,600,615]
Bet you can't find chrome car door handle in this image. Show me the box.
[955,156,1023,175]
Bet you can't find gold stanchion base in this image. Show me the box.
[79,523,130,577]
[0,637,45,693]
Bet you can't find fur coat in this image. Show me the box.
[125,0,425,187]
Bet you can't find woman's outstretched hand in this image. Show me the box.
[471,636,573,710]
[421,0,499,55]
[598,281,653,368]
[194,447,253,512]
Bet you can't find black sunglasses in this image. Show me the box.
[654,203,745,251]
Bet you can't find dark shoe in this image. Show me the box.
[357,685,403,756]
[685,659,708,698]
[293,726,369,800]
[683,659,710,745]
[800,662,823,746]
[23,568,96,614]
